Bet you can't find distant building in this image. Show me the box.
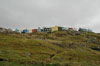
[79,28,92,32]
[15,28,19,32]
[7,29,13,33]
[67,27,78,31]
[22,29,28,33]
[0,27,14,33]
[68,27,73,30]
[51,26,63,32]
[32,29,37,32]
[37,27,41,32]
[62,27,68,31]
[41,27,51,32]
[15,28,22,33]
[27,29,32,33]
[0,27,6,33]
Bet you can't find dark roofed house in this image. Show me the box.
[79,28,92,32]
[41,27,51,32]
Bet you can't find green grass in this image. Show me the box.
[0,31,100,66]
[0,61,59,66]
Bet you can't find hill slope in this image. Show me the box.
[0,31,100,66]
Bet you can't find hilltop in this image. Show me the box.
[0,30,100,66]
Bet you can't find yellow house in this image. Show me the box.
[51,26,62,32]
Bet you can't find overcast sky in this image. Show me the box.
[0,0,100,32]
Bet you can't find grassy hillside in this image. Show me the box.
[0,31,100,66]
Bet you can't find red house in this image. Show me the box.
[32,29,37,32]
[68,27,73,30]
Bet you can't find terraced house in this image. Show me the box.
[14,26,93,33]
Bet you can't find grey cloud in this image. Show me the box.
[0,0,100,32]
